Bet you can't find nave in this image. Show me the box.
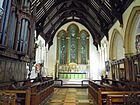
[0,0,140,105]
[44,88,94,105]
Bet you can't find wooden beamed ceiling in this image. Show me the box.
[31,0,134,48]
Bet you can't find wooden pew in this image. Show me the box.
[31,79,54,105]
[90,54,140,105]
[89,79,140,105]
[106,91,140,105]
[88,80,112,105]
[88,80,140,105]
[0,79,32,105]
[0,77,54,105]
[0,92,16,105]
[0,88,31,105]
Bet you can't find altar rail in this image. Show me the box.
[0,77,54,105]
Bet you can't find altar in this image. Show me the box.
[57,63,89,80]
[59,72,87,79]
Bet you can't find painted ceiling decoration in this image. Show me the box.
[31,0,134,49]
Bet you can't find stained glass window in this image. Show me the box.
[58,30,67,64]
[57,24,89,79]
[80,30,89,64]
[68,24,79,63]
[57,24,89,65]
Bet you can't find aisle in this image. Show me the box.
[44,88,94,105]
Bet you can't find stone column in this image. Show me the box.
[98,47,102,75]
[104,42,107,61]
[101,45,105,69]
[43,44,48,77]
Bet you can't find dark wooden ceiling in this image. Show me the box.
[31,0,134,48]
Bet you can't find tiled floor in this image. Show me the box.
[44,88,94,105]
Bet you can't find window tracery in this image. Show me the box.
[57,24,89,65]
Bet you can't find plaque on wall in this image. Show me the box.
[136,35,140,54]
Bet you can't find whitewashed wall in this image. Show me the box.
[47,36,57,77]
[33,35,48,78]
[89,38,100,80]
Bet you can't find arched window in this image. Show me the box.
[67,24,79,63]
[58,30,67,64]
[80,30,89,64]
[57,24,89,65]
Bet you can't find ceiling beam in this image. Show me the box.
[43,6,101,32]
[32,0,134,48]
[109,0,123,25]
[79,0,113,24]
[35,0,111,41]
[43,13,102,41]
[45,13,102,45]
[68,0,112,27]
[47,18,99,49]
[35,0,70,24]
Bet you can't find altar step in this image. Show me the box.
[62,84,88,88]
[54,79,89,88]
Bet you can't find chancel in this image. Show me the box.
[0,0,140,105]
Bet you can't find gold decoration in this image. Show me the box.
[69,62,77,72]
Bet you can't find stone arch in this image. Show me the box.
[57,30,67,37]
[124,6,140,56]
[67,23,79,36]
[80,29,90,37]
[109,29,125,60]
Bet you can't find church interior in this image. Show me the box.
[0,0,140,105]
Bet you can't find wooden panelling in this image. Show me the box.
[0,59,27,82]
